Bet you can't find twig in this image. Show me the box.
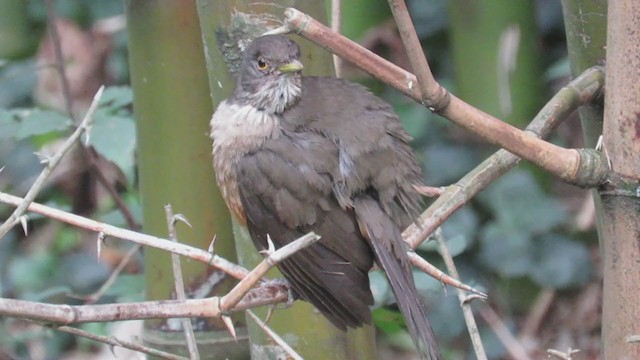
[0,86,104,240]
[78,244,142,304]
[246,310,304,360]
[219,232,320,313]
[407,251,486,298]
[0,191,249,280]
[434,229,488,360]
[279,8,609,188]
[519,288,555,340]
[0,233,320,324]
[403,66,606,248]
[44,3,140,230]
[331,0,343,77]
[43,322,188,360]
[387,0,448,110]
[84,148,141,230]
[0,233,319,325]
[44,0,74,120]
[479,306,532,360]
[547,347,580,360]
[165,205,199,360]
[413,185,444,197]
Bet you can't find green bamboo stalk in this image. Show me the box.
[125,1,244,358]
[560,0,607,147]
[0,0,35,59]
[196,1,378,359]
[449,0,543,127]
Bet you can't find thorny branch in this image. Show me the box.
[165,205,199,360]
[0,86,104,240]
[0,232,320,324]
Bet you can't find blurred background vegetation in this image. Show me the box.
[0,0,601,359]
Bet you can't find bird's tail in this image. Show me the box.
[354,197,440,360]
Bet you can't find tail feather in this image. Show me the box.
[354,197,440,360]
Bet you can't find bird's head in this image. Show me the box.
[235,35,304,114]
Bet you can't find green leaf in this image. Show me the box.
[105,274,145,302]
[0,108,19,139]
[99,86,133,110]
[441,206,478,256]
[369,270,391,308]
[479,222,535,277]
[529,234,593,288]
[372,307,405,335]
[422,143,479,185]
[89,112,136,183]
[478,170,567,235]
[0,108,70,140]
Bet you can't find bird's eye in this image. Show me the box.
[256,57,269,71]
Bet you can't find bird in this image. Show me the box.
[210,34,440,359]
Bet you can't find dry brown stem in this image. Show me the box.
[280,8,608,188]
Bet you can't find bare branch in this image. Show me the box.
[77,244,141,304]
[403,66,606,248]
[43,322,188,360]
[479,306,532,360]
[219,232,320,313]
[407,251,486,298]
[247,310,304,360]
[165,204,199,360]
[387,0,448,110]
[0,232,319,324]
[279,8,609,188]
[0,86,104,240]
[434,229,488,360]
[0,191,250,280]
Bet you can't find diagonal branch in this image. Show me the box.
[0,191,250,280]
[0,86,104,240]
[277,8,609,188]
[404,66,605,248]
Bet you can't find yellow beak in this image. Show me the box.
[278,59,304,73]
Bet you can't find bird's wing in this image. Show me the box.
[282,76,424,222]
[236,130,375,329]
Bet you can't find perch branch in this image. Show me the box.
[0,232,319,324]
[279,8,609,188]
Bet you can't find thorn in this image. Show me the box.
[221,316,237,341]
[84,125,92,145]
[265,305,275,324]
[460,294,486,305]
[595,135,604,151]
[108,342,117,356]
[172,213,192,228]
[34,152,50,164]
[0,165,5,173]
[267,234,275,253]
[19,215,28,235]
[208,235,217,253]
[259,234,276,256]
[96,231,106,260]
